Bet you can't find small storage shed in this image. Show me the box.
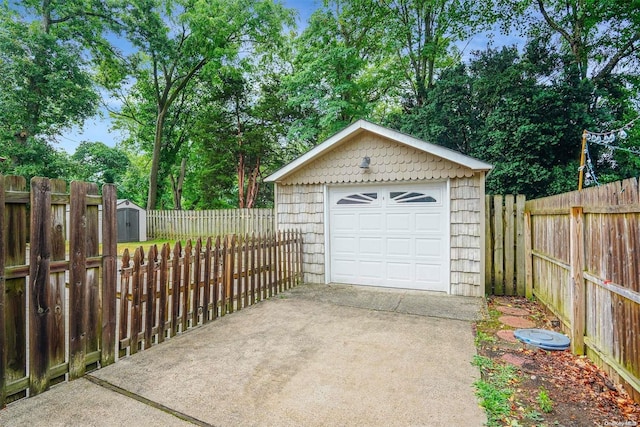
[116,199,147,243]
[265,120,492,296]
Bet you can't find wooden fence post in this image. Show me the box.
[101,184,117,367]
[69,180,88,379]
[50,180,67,381]
[570,206,586,355]
[29,177,52,395]
[484,195,493,293]
[0,175,6,407]
[504,196,515,295]
[493,195,504,295]
[524,211,534,299]
[515,195,526,296]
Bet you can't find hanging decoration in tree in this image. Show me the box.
[578,117,639,190]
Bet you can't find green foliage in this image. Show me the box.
[71,141,130,185]
[472,355,518,426]
[537,386,554,413]
[0,134,74,181]
[106,0,295,209]
[388,41,640,198]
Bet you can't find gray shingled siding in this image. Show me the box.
[275,183,325,284]
[450,175,483,296]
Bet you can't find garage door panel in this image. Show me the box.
[359,237,383,255]
[415,264,446,291]
[332,259,358,278]
[387,262,412,282]
[386,213,411,232]
[360,213,384,231]
[387,238,411,257]
[332,213,357,231]
[415,213,442,232]
[330,183,448,292]
[359,261,384,280]
[333,236,357,255]
[415,238,442,257]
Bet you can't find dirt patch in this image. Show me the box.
[475,296,640,426]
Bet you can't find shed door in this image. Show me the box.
[329,183,448,291]
[117,208,139,243]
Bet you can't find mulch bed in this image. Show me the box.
[476,295,640,426]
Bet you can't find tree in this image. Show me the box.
[389,45,602,197]
[283,0,396,145]
[187,63,294,209]
[0,1,122,181]
[71,141,130,185]
[0,1,110,151]
[104,0,294,209]
[376,0,481,108]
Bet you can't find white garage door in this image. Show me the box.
[329,182,448,292]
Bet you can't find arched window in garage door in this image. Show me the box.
[336,192,378,205]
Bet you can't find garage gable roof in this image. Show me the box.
[265,120,492,183]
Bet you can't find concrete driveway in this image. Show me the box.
[0,283,486,427]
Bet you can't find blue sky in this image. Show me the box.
[58,0,522,153]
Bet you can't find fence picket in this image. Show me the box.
[29,177,52,395]
[182,240,192,330]
[130,247,143,355]
[147,209,274,240]
[158,243,169,344]
[119,250,131,357]
[203,238,212,323]
[171,241,182,337]
[213,236,221,319]
[194,239,202,324]
[69,181,88,378]
[0,174,303,407]
[0,176,5,407]
[144,245,157,349]
[101,184,117,366]
[50,179,67,379]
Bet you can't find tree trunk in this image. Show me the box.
[245,158,261,209]
[171,158,186,210]
[147,109,166,210]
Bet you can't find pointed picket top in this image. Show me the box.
[172,240,182,259]
[161,242,170,260]
[122,248,130,268]
[133,246,144,267]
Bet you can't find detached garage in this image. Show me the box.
[265,120,492,297]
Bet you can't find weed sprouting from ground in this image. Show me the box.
[472,355,519,426]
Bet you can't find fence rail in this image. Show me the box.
[0,176,117,404]
[147,208,274,240]
[525,177,640,401]
[0,175,301,408]
[118,231,302,355]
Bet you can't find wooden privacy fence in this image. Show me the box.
[0,176,118,406]
[117,231,302,356]
[485,195,527,295]
[147,208,274,240]
[0,174,303,408]
[526,177,640,401]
